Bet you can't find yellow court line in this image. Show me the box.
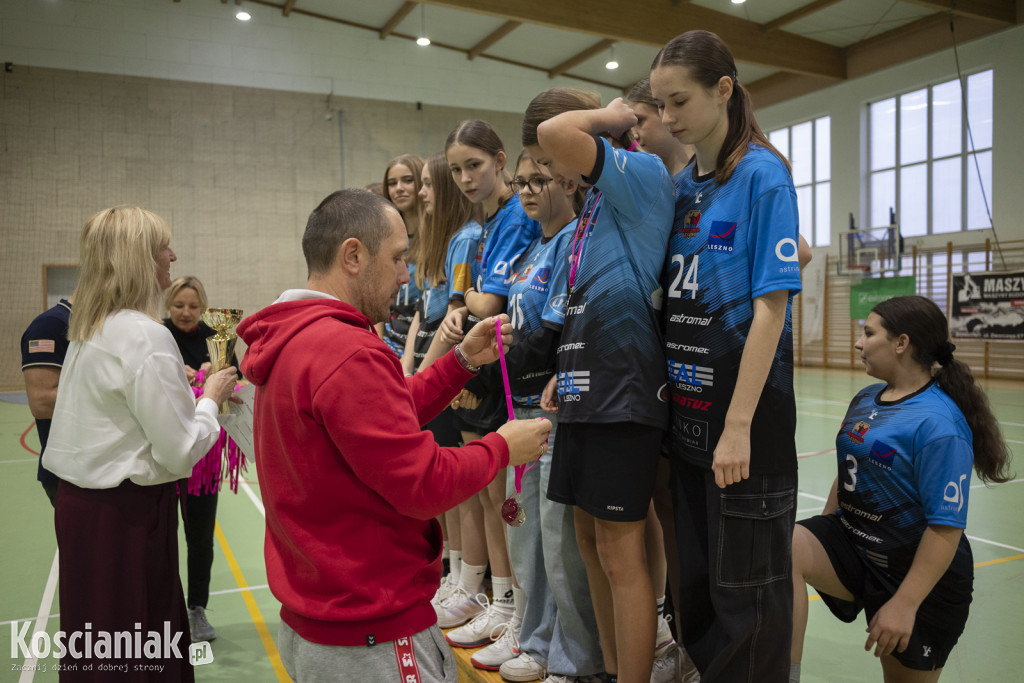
[214,521,291,682]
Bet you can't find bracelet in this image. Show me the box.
[453,344,479,373]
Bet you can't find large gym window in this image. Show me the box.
[868,69,993,237]
[769,116,831,247]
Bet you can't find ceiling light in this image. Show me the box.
[417,5,430,46]
[732,0,746,4]
[236,10,251,21]
[605,44,618,70]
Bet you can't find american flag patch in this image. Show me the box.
[28,339,55,353]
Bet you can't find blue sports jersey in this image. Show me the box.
[833,381,974,582]
[383,263,422,358]
[555,138,674,428]
[663,146,802,473]
[446,221,483,303]
[477,195,541,297]
[506,222,573,404]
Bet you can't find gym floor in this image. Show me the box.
[1,366,1021,682]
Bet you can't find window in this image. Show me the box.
[868,70,993,237]
[768,116,831,247]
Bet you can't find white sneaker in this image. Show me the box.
[470,611,521,670]
[431,575,456,619]
[651,645,679,683]
[654,613,675,658]
[499,651,546,682]
[436,585,484,629]
[446,594,512,648]
[678,643,701,683]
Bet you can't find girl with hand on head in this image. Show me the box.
[652,29,803,682]
[523,88,675,683]
[791,296,1012,683]
[380,154,426,358]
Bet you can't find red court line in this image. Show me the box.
[20,422,39,456]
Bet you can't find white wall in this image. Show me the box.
[756,24,1024,256]
[0,0,621,113]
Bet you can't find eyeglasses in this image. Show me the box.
[510,176,554,195]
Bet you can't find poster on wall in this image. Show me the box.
[949,271,1024,340]
[849,276,917,319]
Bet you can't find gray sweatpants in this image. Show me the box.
[278,621,457,682]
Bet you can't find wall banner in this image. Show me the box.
[950,271,1024,340]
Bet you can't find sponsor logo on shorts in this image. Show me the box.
[667,360,713,392]
[707,221,737,252]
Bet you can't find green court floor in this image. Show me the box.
[1,367,1021,682]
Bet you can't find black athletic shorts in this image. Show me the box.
[547,421,663,522]
[798,514,972,671]
[425,407,461,448]
[451,386,507,435]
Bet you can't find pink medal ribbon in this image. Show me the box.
[496,317,532,527]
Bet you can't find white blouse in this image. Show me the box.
[43,309,221,488]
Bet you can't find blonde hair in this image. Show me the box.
[69,206,171,341]
[164,276,209,315]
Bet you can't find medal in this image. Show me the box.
[495,317,535,527]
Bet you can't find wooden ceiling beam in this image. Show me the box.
[900,0,1016,25]
[468,20,521,60]
[762,0,844,33]
[420,0,846,79]
[379,1,418,40]
[282,0,297,17]
[548,39,614,79]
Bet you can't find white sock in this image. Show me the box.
[656,594,667,618]
[450,550,462,584]
[458,561,486,595]
[491,575,514,617]
[789,662,801,683]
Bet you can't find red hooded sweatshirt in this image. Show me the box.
[237,292,509,646]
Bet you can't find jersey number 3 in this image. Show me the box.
[668,254,699,299]
[843,454,858,492]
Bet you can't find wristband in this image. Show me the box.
[453,344,479,373]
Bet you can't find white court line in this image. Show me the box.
[796,411,846,420]
[0,614,58,627]
[240,479,265,517]
[1006,438,1024,446]
[0,458,41,465]
[19,550,59,683]
[797,507,823,514]
[799,491,828,502]
[796,398,850,407]
[966,535,1024,554]
[971,477,1024,490]
[998,420,1024,428]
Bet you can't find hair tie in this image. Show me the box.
[934,341,956,367]
[732,71,738,84]
[626,140,639,152]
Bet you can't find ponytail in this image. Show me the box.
[652,30,789,184]
[872,296,1013,484]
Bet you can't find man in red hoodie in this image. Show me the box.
[237,188,551,682]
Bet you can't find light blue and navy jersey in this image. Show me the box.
[506,223,573,404]
[446,221,483,303]
[556,138,674,428]
[382,263,422,358]
[833,381,974,581]
[664,145,802,472]
[477,195,541,298]
[412,275,449,366]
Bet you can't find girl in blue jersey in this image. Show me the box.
[522,88,675,683]
[791,296,1012,683]
[455,151,605,680]
[651,30,804,682]
[430,121,541,640]
[380,154,426,358]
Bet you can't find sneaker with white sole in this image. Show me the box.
[499,651,546,682]
[431,575,456,619]
[650,644,679,683]
[470,611,521,670]
[446,594,513,648]
[677,643,701,683]
[654,613,675,658]
[187,606,216,642]
[436,585,484,629]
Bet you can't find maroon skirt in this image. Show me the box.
[54,479,194,682]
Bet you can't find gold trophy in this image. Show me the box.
[202,308,243,413]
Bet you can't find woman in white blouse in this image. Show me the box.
[43,206,236,681]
